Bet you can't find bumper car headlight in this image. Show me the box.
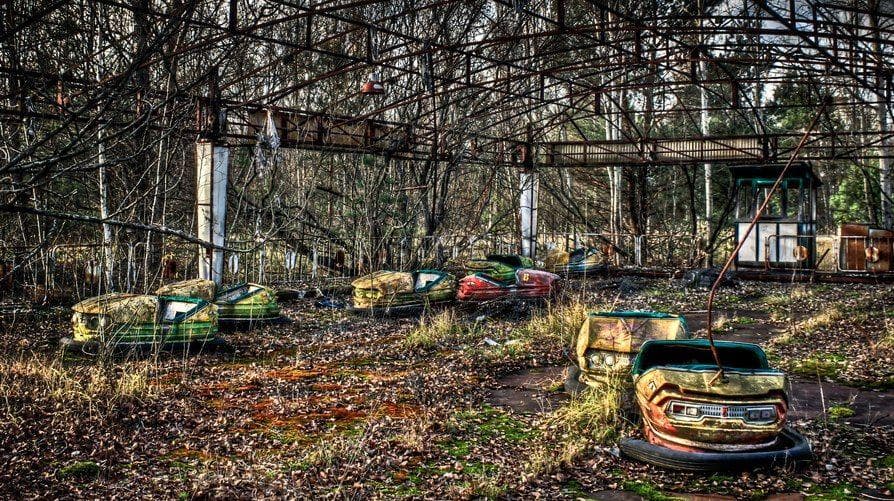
[85,315,100,330]
[745,407,777,423]
[667,401,701,419]
[586,351,628,370]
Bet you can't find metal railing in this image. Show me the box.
[6,231,894,302]
[219,233,522,285]
[761,234,892,273]
[539,232,710,269]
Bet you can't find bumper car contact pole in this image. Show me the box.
[705,98,831,386]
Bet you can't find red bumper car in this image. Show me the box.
[457,269,561,302]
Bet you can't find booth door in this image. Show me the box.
[736,222,800,266]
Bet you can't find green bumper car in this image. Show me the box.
[351,269,456,315]
[464,254,535,282]
[156,279,282,328]
[64,293,219,352]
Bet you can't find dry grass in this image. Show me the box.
[388,414,434,452]
[405,298,591,353]
[881,317,894,349]
[522,437,586,480]
[549,378,624,444]
[512,299,590,347]
[790,286,815,301]
[0,354,157,421]
[763,293,791,307]
[296,422,373,472]
[712,313,731,331]
[403,308,475,349]
[524,373,626,479]
[796,305,844,334]
[771,327,798,347]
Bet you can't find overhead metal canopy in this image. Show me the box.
[2,0,893,167]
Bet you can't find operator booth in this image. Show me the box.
[730,163,820,269]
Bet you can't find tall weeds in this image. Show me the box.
[403,309,476,349]
[524,373,627,478]
[511,300,589,348]
[0,352,159,423]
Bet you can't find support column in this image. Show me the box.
[196,141,229,283]
[699,10,713,266]
[520,168,539,259]
[98,126,114,292]
[519,124,538,259]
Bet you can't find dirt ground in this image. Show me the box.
[1,276,893,499]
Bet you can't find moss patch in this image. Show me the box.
[451,404,536,443]
[828,404,856,420]
[806,483,858,500]
[441,439,471,458]
[58,460,100,481]
[792,352,847,379]
[622,480,681,501]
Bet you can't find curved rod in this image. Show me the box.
[704,97,830,386]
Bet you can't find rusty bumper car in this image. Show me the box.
[62,293,220,353]
[565,311,690,395]
[156,278,282,329]
[456,269,560,302]
[544,247,605,275]
[464,254,535,282]
[619,339,811,471]
[350,269,456,316]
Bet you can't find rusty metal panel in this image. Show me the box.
[839,223,869,271]
[867,228,894,273]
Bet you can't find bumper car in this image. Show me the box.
[565,311,690,394]
[619,339,811,471]
[544,247,605,275]
[464,254,535,282]
[351,269,456,315]
[63,293,219,352]
[156,279,281,327]
[457,269,560,302]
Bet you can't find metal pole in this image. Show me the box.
[705,100,828,385]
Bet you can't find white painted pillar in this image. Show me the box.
[699,16,713,266]
[196,141,229,284]
[97,127,114,292]
[520,169,539,258]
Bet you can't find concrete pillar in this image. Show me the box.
[520,169,539,259]
[700,19,713,266]
[196,141,229,284]
[97,127,114,292]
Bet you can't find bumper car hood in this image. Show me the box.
[351,270,414,294]
[156,278,217,301]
